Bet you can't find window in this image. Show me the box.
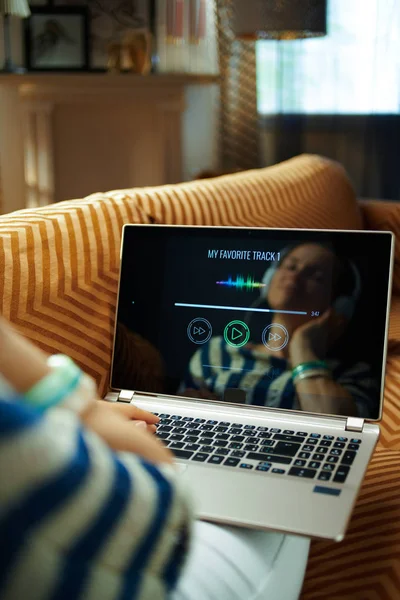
[256,0,400,115]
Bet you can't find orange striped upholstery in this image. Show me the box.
[0,154,399,599]
[301,448,400,600]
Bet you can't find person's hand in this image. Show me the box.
[289,308,347,366]
[81,401,173,464]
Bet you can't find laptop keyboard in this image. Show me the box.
[154,413,361,484]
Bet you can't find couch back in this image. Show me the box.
[0,154,363,396]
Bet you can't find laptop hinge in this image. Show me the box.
[345,417,364,433]
[118,389,135,403]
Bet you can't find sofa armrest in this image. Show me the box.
[301,447,400,599]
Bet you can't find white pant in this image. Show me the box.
[172,522,310,600]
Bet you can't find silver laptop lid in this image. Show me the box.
[111,225,394,422]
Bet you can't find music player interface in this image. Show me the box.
[113,227,392,420]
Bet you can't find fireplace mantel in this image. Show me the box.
[0,73,219,213]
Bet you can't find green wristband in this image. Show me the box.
[24,354,82,412]
[292,361,328,380]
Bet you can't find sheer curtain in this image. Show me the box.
[256,0,400,200]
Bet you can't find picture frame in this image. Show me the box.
[25,6,90,71]
[52,1,155,71]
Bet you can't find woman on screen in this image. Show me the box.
[182,242,378,418]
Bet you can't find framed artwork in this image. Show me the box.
[25,6,90,71]
[53,1,155,70]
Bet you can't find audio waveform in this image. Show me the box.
[216,275,266,291]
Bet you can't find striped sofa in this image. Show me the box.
[0,154,399,599]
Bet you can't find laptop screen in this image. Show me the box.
[112,226,393,421]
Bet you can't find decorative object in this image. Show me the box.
[24,6,89,70]
[0,0,31,72]
[231,0,327,40]
[54,0,154,70]
[107,29,152,73]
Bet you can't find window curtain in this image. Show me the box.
[215,0,261,171]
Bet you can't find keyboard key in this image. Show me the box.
[336,436,348,442]
[319,440,332,447]
[174,421,186,427]
[220,422,231,427]
[303,445,315,452]
[207,420,218,425]
[229,442,243,449]
[232,423,243,428]
[274,434,305,443]
[229,428,243,435]
[305,438,318,445]
[274,442,301,457]
[214,448,230,456]
[231,450,245,458]
[244,424,255,429]
[283,430,294,435]
[316,447,328,454]
[257,426,269,431]
[294,459,307,467]
[200,445,214,453]
[329,449,342,456]
[333,465,350,483]
[257,431,272,439]
[334,442,345,449]
[174,427,187,435]
[256,465,270,472]
[288,467,316,479]
[184,436,199,444]
[185,443,200,451]
[152,412,159,416]
[171,415,181,420]
[312,453,325,461]
[231,435,245,442]
[348,443,360,451]
[215,426,228,433]
[193,452,208,462]
[200,431,215,438]
[194,418,206,423]
[260,441,274,449]
[240,463,253,469]
[299,452,311,459]
[318,471,332,481]
[159,418,172,424]
[183,416,193,421]
[172,449,194,460]
[350,439,361,444]
[215,433,229,440]
[322,464,335,472]
[296,432,308,437]
[159,413,170,418]
[326,456,339,463]
[341,451,356,465]
[157,432,169,440]
[247,452,291,465]
[200,424,214,431]
[272,468,285,474]
[270,428,281,433]
[158,425,173,432]
[245,436,259,444]
[224,457,240,467]
[244,444,258,452]
[169,434,184,441]
[323,435,334,440]
[208,455,224,465]
[309,461,321,469]
[310,433,321,438]
[168,441,185,449]
[214,439,228,447]
[244,430,257,437]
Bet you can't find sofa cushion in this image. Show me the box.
[0,194,154,395]
[112,154,363,230]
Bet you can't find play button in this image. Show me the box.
[224,320,250,348]
[262,324,289,352]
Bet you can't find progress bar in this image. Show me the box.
[175,302,307,316]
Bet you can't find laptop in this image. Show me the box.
[106,225,394,541]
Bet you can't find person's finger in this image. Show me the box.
[99,401,160,424]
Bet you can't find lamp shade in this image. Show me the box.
[0,0,30,18]
[232,0,327,40]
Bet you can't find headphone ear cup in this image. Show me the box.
[333,296,355,321]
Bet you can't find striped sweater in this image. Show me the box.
[0,399,192,600]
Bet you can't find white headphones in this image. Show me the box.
[260,247,362,321]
